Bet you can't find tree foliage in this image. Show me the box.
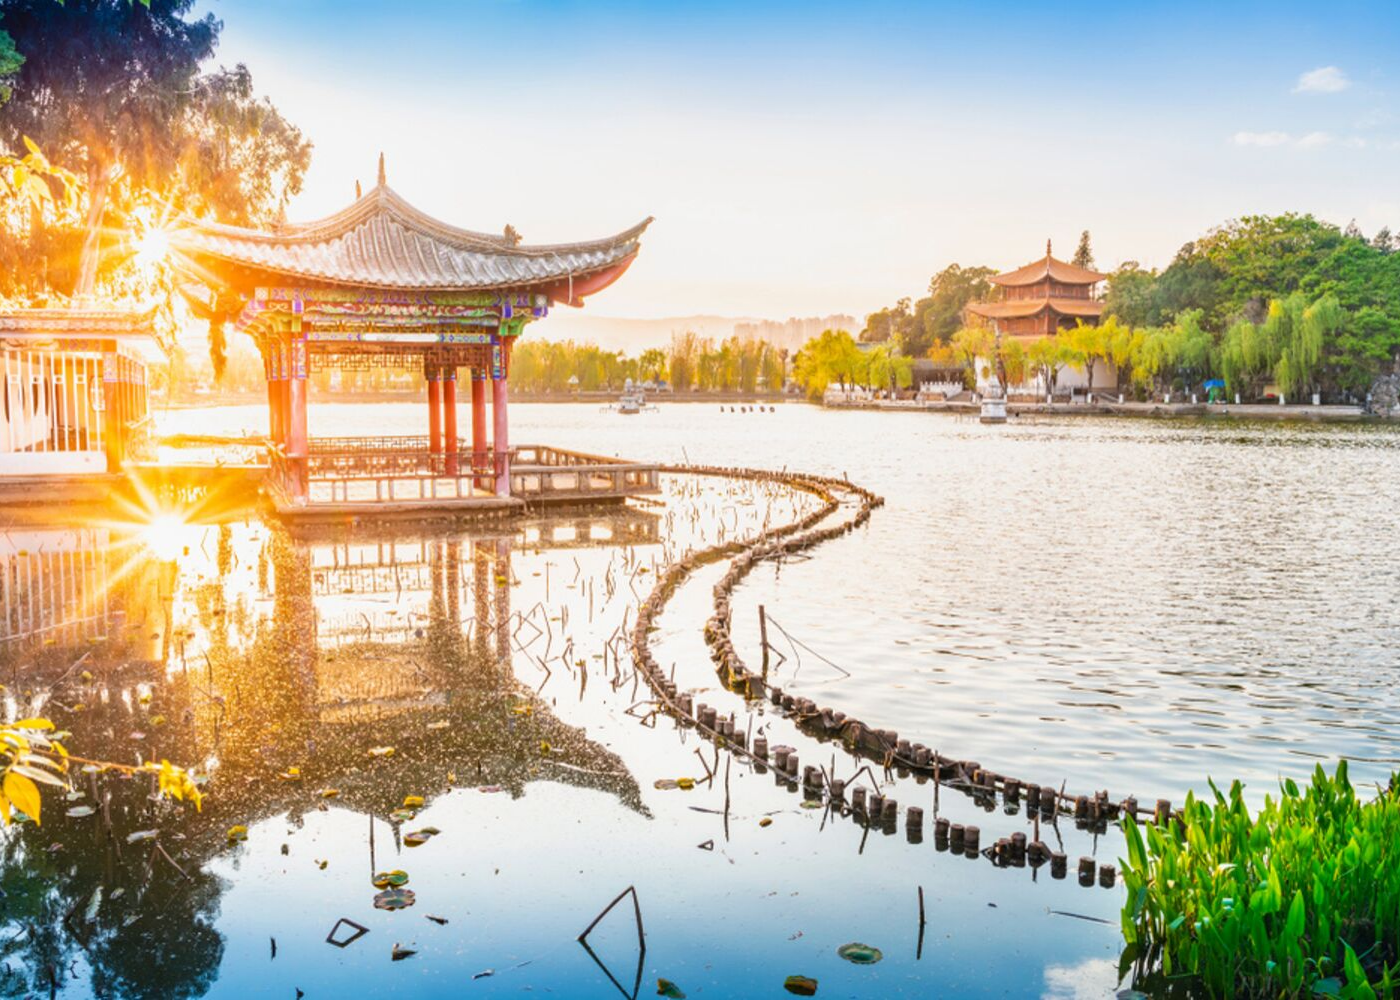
[1100,214,1400,398]
[861,264,998,359]
[0,0,310,373]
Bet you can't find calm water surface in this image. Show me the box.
[168,401,1400,802]
[0,400,1390,998]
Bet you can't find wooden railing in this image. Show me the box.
[271,437,659,508]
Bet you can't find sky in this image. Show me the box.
[203,0,1400,323]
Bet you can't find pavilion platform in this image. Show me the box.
[266,439,661,523]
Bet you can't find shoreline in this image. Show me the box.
[824,397,1395,423]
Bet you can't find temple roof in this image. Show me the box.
[170,180,652,293]
[990,251,1106,287]
[966,297,1105,320]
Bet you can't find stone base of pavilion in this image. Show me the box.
[266,439,661,524]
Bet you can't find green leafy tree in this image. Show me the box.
[1103,261,1160,327]
[792,329,865,399]
[949,324,993,385]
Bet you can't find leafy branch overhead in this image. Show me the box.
[0,718,204,826]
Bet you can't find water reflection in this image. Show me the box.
[0,510,660,997]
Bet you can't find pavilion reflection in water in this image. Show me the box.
[0,509,657,998]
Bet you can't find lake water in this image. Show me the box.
[1,400,1395,998]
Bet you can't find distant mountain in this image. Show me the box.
[541,312,859,353]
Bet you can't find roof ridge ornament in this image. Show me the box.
[355,180,362,200]
[1046,238,1052,258]
[503,224,522,247]
[378,152,386,187]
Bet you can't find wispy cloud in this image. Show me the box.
[1233,130,1291,147]
[1296,131,1335,148]
[1293,66,1351,94]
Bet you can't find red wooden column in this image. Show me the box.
[287,319,309,502]
[491,337,510,497]
[442,367,459,476]
[426,366,443,468]
[470,370,488,490]
[101,346,122,472]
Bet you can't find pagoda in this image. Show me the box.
[965,240,1105,339]
[168,156,654,516]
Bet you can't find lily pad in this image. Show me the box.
[373,870,410,889]
[784,975,818,996]
[373,888,416,911]
[836,942,882,965]
[403,827,440,847]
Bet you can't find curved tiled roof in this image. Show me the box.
[170,183,652,292]
[989,253,1107,287]
[966,297,1104,319]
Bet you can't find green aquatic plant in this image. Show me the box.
[1120,762,1400,998]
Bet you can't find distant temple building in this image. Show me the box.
[964,240,1114,396]
[966,240,1105,340]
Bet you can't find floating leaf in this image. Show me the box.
[427,721,449,731]
[760,817,773,827]
[403,828,440,847]
[66,805,96,818]
[227,825,248,842]
[373,870,410,889]
[403,795,424,808]
[391,943,417,961]
[426,914,448,925]
[320,789,340,798]
[127,829,158,843]
[677,778,696,791]
[784,975,818,996]
[367,746,395,758]
[84,886,102,922]
[478,785,503,794]
[836,942,882,965]
[653,779,679,790]
[373,888,416,911]
[657,979,687,998]
[389,808,416,824]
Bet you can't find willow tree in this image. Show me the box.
[792,328,865,399]
[1027,335,1069,396]
[1270,292,1342,400]
[866,344,912,392]
[1064,318,1111,389]
[950,325,994,386]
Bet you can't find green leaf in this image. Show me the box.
[1286,890,1306,938]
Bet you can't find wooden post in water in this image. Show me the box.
[758,604,769,675]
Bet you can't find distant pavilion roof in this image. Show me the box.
[170,179,652,296]
[966,298,1105,320]
[989,250,1106,287]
